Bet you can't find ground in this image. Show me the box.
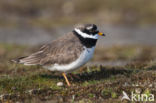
[0,44,156,103]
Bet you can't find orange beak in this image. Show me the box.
[98,32,105,36]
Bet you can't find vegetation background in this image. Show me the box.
[0,0,156,103]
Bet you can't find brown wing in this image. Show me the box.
[14,32,84,66]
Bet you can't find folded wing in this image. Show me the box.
[12,33,84,66]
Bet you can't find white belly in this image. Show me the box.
[45,47,95,72]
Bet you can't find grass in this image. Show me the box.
[0,44,156,102]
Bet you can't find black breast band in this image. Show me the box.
[73,30,97,48]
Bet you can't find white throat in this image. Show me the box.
[74,28,99,39]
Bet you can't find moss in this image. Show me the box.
[78,99,93,103]
[111,92,117,98]
[0,73,61,94]
[88,93,95,98]
[101,89,112,98]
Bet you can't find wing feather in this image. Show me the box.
[13,33,84,66]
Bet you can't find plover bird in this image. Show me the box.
[12,24,105,86]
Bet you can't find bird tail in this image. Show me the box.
[11,50,45,66]
[11,56,38,66]
[11,56,28,64]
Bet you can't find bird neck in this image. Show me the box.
[73,30,98,48]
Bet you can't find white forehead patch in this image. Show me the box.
[86,26,93,30]
[74,28,98,39]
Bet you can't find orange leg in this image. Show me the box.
[62,73,71,86]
